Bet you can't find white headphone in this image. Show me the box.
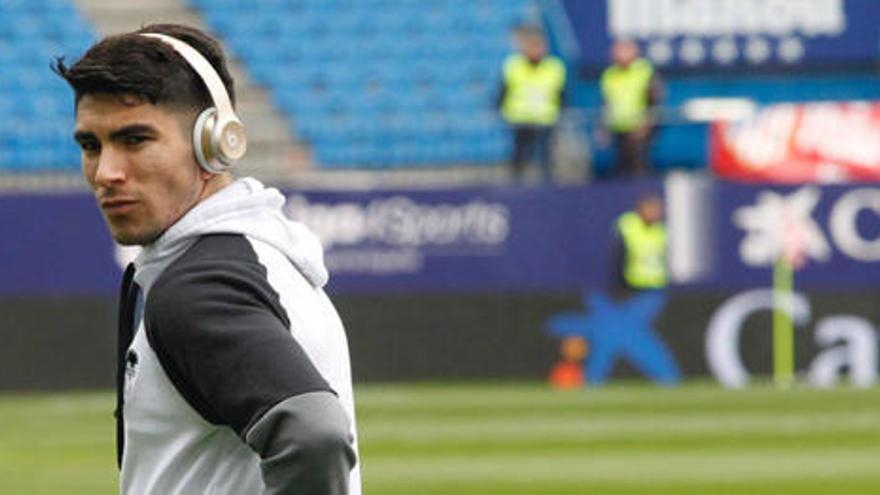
[140,33,247,174]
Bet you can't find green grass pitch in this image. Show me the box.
[1,381,879,494]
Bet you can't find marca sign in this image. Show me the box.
[610,0,845,38]
[563,0,880,71]
[706,289,878,388]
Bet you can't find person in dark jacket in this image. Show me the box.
[56,23,360,494]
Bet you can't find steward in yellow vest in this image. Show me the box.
[613,195,667,291]
[500,53,566,126]
[497,26,566,182]
[601,57,654,133]
[600,40,662,177]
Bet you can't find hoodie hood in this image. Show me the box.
[134,178,328,290]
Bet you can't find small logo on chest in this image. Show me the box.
[124,350,139,398]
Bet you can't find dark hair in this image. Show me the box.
[53,23,235,114]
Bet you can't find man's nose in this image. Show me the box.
[93,147,126,186]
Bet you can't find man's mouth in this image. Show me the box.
[100,198,138,215]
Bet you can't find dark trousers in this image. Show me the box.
[612,130,653,177]
[510,125,553,182]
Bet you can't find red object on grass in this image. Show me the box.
[549,361,584,389]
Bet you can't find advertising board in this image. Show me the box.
[563,0,880,72]
[709,183,880,289]
[0,181,663,295]
[711,102,880,183]
[1,179,878,295]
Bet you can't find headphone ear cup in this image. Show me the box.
[193,107,222,174]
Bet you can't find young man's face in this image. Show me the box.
[75,93,205,245]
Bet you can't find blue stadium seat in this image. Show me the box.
[189,0,530,168]
[0,0,96,172]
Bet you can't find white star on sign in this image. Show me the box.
[733,186,831,267]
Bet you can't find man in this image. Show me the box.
[611,194,668,293]
[600,39,663,177]
[54,24,360,494]
[497,25,566,183]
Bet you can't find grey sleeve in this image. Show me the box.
[246,391,357,495]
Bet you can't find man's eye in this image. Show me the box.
[123,135,148,147]
[79,140,100,153]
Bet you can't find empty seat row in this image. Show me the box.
[315,135,509,167]
[191,0,530,168]
[0,0,95,172]
[229,33,511,65]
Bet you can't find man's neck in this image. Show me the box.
[197,173,235,204]
[140,174,237,250]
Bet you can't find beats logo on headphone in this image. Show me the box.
[141,33,247,174]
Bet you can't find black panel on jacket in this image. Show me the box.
[144,234,333,436]
[116,263,138,468]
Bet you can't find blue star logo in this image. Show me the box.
[547,291,681,386]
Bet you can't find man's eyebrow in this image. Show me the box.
[109,124,158,141]
[73,124,159,144]
[73,130,96,143]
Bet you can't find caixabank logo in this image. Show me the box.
[546,291,682,387]
[706,289,878,388]
[717,185,880,288]
[734,187,880,267]
[544,289,877,388]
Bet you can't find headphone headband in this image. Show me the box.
[140,32,246,172]
[140,33,235,122]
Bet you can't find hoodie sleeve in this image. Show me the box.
[145,234,355,492]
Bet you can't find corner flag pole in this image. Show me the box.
[772,255,795,387]
[773,204,805,388]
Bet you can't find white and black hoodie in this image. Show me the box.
[116,178,360,494]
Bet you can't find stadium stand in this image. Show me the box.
[0,0,95,172]
[3,0,878,177]
[189,0,532,169]
[73,0,303,184]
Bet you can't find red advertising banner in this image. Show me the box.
[711,102,880,183]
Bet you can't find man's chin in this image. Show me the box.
[114,237,145,246]
[110,227,160,246]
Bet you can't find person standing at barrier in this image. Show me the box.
[600,40,663,177]
[55,23,359,494]
[611,194,668,293]
[497,25,567,183]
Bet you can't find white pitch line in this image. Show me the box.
[363,448,880,484]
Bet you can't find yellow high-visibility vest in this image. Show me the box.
[501,54,566,126]
[600,58,654,133]
[618,211,667,289]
